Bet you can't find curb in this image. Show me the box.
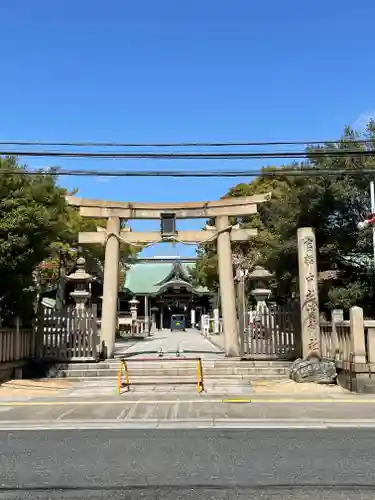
[2,418,375,430]
[1,397,375,406]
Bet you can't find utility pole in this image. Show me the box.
[357,181,375,269]
[370,181,375,268]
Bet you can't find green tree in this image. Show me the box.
[193,122,375,314]
[0,156,67,322]
[38,204,139,290]
[0,156,140,323]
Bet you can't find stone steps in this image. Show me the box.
[50,374,286,385]
[56,367,290,377]
[55,360,292,369]
[58,372,288,379]
[46,360,293,394]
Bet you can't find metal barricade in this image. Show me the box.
[117,356,204,394]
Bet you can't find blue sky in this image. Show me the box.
[1,0,375,257]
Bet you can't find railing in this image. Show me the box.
[319,320,334,357]
[0,322,35,365]
[318,308,375,390]
[117,356,204,394]
[365,320,375,365]
[320,320,351,366]
[132,319,147,336]
[117,316,149,337]
[207,318,224,334]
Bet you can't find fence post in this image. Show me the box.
[117,360,123,395]
[15,316,21,361]
[367,326,375,365]
[350,306,366,364]
[330,310,340,360]
[35,305,44,360]
[196,357,204,393]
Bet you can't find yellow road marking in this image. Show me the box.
[0,398,374,406]
[222,399,253,403]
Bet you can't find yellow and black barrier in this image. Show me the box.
[117,356,204,394]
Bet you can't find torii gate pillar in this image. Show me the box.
[100,217,120,358]
[216,215,239,356]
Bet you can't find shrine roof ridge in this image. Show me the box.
[123,261,209,295]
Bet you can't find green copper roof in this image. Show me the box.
[123,262,208,295]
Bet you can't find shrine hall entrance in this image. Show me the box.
[156,294,210,330]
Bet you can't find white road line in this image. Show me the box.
[56,407,76,420]
[116,407,130,420]
[1,419,375,431]
[124,400,140,420]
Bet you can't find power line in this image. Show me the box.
[2,168,375,177]
[0,138,372,148]
[0,149,374,159]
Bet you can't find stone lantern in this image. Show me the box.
[208,294,220,334]
[248,266,272,313]
[129,297,139,321]
[150,306,159,332]
[66,256,92,311]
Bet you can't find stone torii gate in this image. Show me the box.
[67,194,270,357]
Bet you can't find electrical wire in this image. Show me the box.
[0,138,373,148]
[0,149,373,159]
[0,168,375,177]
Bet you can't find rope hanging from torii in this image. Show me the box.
[102,224,235,248]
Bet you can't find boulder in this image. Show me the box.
[289,357,337,384]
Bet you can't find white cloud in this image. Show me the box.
[352,110,375,132]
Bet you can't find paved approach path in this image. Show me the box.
[115,328,225,359]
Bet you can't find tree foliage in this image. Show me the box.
[0,156,139,322]
[192,122,375,314]
[38,205,138,290]
[0,156,67,320]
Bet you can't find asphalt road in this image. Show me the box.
[1,429,375,499]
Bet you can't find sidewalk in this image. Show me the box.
[0,376,370,401]
[0,375,350,400]
[1,394,375,429]
[1,373,375,428]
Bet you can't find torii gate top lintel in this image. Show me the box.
[66,193,271,219]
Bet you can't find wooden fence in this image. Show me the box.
[0,322,35,365]
[243,304,300,360]
[320,314,375,368]
[0,306,152,368]
[36,305,100,361]
[320,320,351,367]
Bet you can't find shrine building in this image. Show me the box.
[119,259,212,329]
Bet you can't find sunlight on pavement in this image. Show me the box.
[0,379,73,398]
[251,379,347,395]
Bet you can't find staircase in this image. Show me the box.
[46,359,293,394]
